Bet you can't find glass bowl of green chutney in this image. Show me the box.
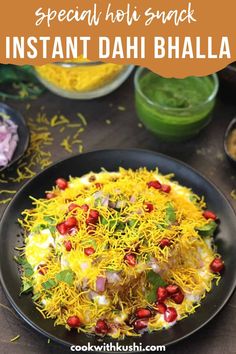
[134,68,219,141]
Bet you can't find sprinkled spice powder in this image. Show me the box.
[0,110,87,205]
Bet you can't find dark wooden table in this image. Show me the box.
[0,73,236,354]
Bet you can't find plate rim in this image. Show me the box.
[0,148,236,351]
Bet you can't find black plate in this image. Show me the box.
[0,103,29,172]
[0,149,236,351]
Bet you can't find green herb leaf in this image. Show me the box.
[146,271,167,303]
[165,202,176,224]
[32,224,44,233]
[108,220,117,230]
[189,194,198,204]
[55,269,75,286]
[48,225,56,233]
[14,256,26,265]
[20,280,33,295]
[42,279,57,290]
[101,216,108,225]
[146,288,157,303]
[43,216,55,224]
[23,262,34,277]
[147,270,167,287]
[14,256,34,277]
[101,217,122,231]
[94,197,103,207]
[32,292,41,301]
[196,221,217,237]
[156,223,168,230]
[128,219,139,228]
[115,222,125,231]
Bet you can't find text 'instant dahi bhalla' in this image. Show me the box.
[5,35,231,60]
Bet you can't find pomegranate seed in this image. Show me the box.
[68,203,79,212]
[171,291,184,304]
[156,286,168,302]
[84,247,95,256]
[95,183,103,189]
[166,284,179,295]
[46,192,56,199]
[164,307,178,323]
[159,238,171,249]
[203,210,217,220]
[147,180,162,189]
[64,216,78,228]
[144,202,154,213]
[124,253,137,266]
[161,184,171,193]
[135,308,152,319]
[80,204,89,212]
[55,178,68,190]
[155,302,167,314]
[67,315,81,328]
[210,258,224,273]
[86,216,98,225]
[56,222,68,235]
[89,209,99,219]
[95,319,109,335]
[133,318,148,331]
[64,240,72,252]
[37,265,48,275]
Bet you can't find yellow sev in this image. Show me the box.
[19,168,221,338]
[35,58,125,93]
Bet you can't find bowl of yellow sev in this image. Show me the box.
[34,59,134,99]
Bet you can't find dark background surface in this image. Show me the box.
[0,72,236,354]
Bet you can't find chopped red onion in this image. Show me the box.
[130,195,136,203]
[96,276,107,292]
[0,119,19,167]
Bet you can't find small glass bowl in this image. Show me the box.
[134,67,219,141]
[34,62,134,100]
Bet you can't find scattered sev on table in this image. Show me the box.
[0,109,87,205]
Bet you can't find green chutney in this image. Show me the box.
[135,70,218,141]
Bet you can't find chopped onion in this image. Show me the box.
[93,191,103,200]
[88,290,99,300]
[130,195,136,203]
[101,196,109,207]
[106,271,121,284]
[116,200,126,209]
[148,257,161,273]
[0,119,19,167]
[96,276,107,292]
